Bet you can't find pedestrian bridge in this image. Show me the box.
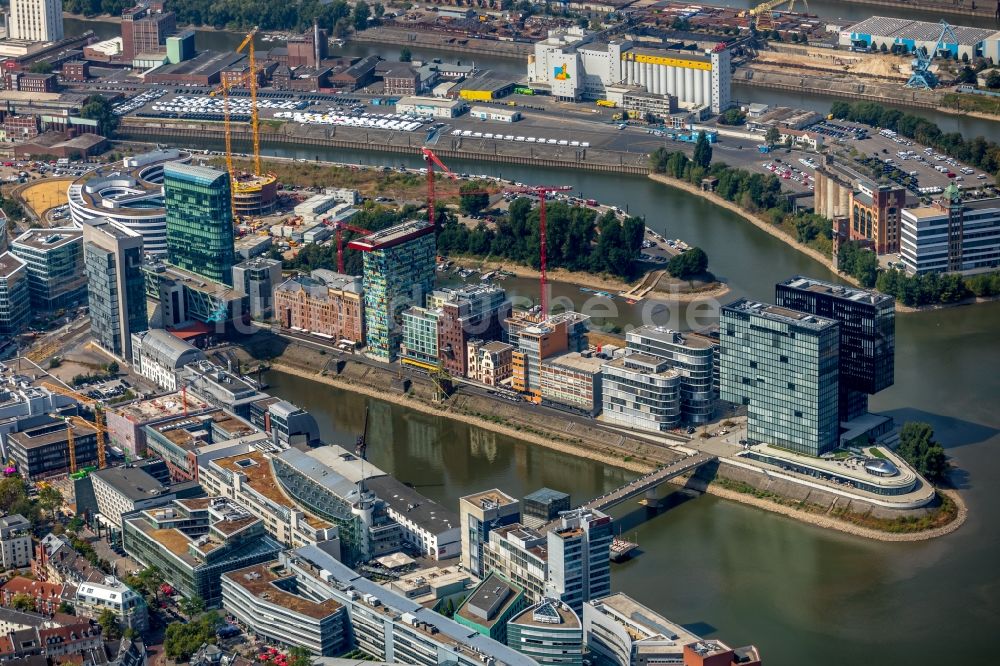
[582,452,717,513]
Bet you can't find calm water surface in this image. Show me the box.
[259,149,1000,665]
[65,15,1000,662]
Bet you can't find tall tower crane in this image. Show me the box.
[209,28,277,224]
[235,28,263,176]
[505,185,573,317]
[40,382,108,473]
[419,147,572,317]
[422,146,455,226]
[321,218,373,274]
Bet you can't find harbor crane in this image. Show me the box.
[906,20,959,90]
[743,0,808,32]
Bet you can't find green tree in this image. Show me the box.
[37,485,63,520]
[692,131,712,169]
[98,609,122,639]
[956,66,977,84]
[165,612,223,661]
[719,108,746,126]
[666,247,708,279]
[57,601,75,615]
[459,182,489,216]
[67,516,84,534]
[28,61,53,74]
[180,594,206,617]
[0,476,26,514]
[986,70,1000,89]
[352,1,370,30]
[10,594,36,613]
[79,95,118,137]
[896,422,948,483]
[765,125,781,147]
[288,646,313,666]
[399,47,412,62]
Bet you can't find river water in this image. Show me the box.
[68,13,1000,665]
[252,147,1000,666]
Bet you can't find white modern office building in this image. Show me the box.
[68,150,192,257]
[254,546,538,666]
[601,353,682,433]
[625,326,717,423]
[583,594,702,666]
[527,27,731,113]
[900,189,1000,275]
[459,489,521,579]
[222,559,349,656]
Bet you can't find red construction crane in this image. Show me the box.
[506,185,573,317]
[422,146,459,226]
[419,147,572,317]
[323,218,373,273]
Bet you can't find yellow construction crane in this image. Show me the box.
[236,27,262,177]
[209,73,249,223]
[742,0,808,32]
[41,382,108,472]
[207,27,277,225]
[64,415,108,474]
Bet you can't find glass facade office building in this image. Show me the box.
[0,253,31,337]
[163,162,235,285]
[720,299,840,456]
[349,221,436,362]
[83,219,148,359]
[775,276,894,421]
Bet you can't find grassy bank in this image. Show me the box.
[648,173,844,274]
[709,477,965,541]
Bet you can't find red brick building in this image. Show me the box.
[61,61,89,82]
[3,115,40,141]
[0,577,72,615]
[286,26,328,68]
[273,272,364,344]
[381,64,420,96]
[683,641,761,666]
[850,181,906,255]
[121,5,176,60]
[3,73,57,93]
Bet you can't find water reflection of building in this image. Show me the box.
[405,415,444,465]
[469,427,499,464]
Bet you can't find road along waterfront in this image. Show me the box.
[242,141,1000,665]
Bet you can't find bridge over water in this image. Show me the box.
[581,452,717,514]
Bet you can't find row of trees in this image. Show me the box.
[839,241,1000,306]
[436,198,646,279]
[829,100,1000,184]
[877,267,1000,306]
[64,0,382,34]
[650,145,834,255]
